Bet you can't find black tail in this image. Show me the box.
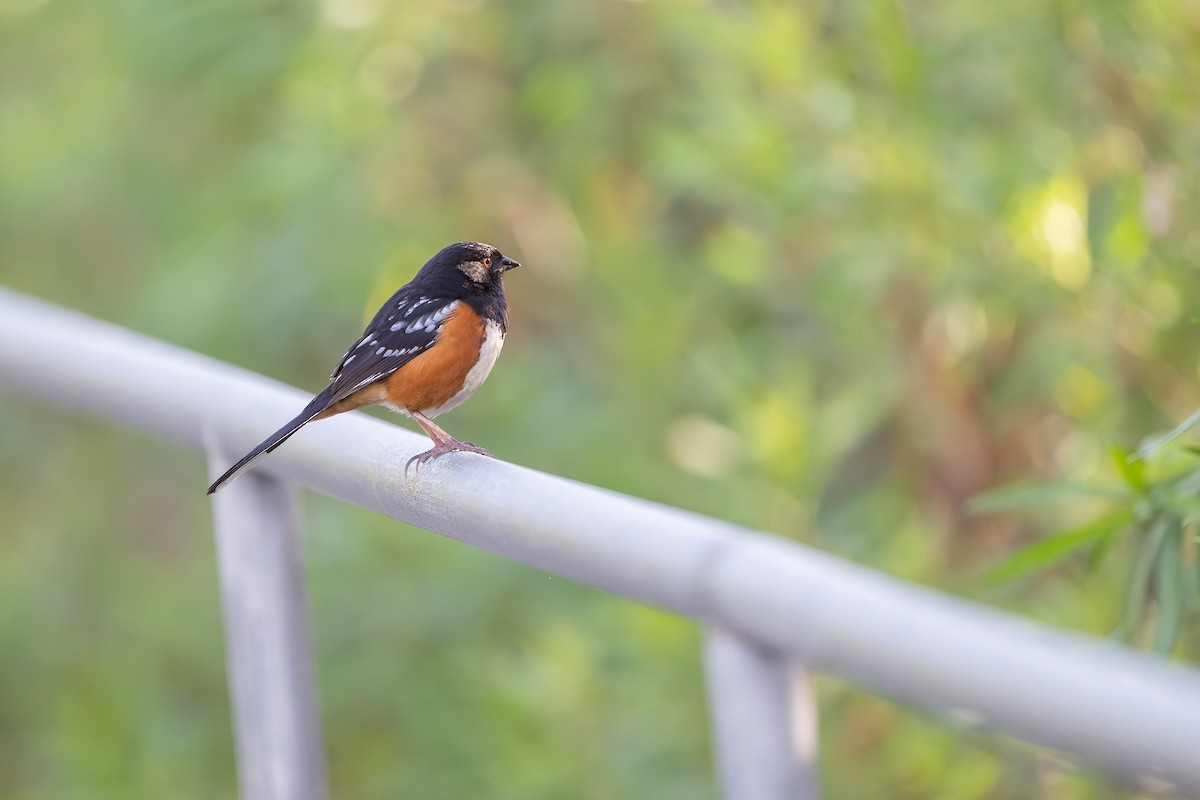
[206,388,334,495]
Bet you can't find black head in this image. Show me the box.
[414,241,519,296]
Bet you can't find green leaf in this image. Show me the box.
[1173,498,1200,523]
[1134,407,1200,462]
[968,481,1128,515]
[1112,447,1147,492]
[986,511,1134,584]
[1170,469,1200,497]
[1115,518,1169,641]
[1085,525,1119,573]
[1184,522,1200,610]
[1153,524,1185,653]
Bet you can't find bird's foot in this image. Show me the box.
[405,439,495,476]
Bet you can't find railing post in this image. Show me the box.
[207,450,329,800]
[705,627,819,800]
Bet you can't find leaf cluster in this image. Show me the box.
[976,413,1200,654]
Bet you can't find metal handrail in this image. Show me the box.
[3,286,1200,797]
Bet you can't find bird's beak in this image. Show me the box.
[499,256,520,271]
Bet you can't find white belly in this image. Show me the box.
[420,319,505,418]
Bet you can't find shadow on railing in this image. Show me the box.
[2,286,1199,800]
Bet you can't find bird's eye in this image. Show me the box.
[483,257,492,268]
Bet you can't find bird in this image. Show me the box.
[207,241,519,494]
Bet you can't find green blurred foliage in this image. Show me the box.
[2,0,1198,797]
[975,426,1200,657]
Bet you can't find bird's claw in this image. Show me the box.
[405,440,495,477]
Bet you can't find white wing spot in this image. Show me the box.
[393,300,458,334]
[350,372,388,393]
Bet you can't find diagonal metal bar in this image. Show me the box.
[705,627,818,800]
[3,287,1200,794]
[208,452,328,800]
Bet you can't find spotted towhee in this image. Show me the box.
[207,241,519,494]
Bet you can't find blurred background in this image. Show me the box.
[2,0,1198,797]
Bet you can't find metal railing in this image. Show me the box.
[3,285,1200,799]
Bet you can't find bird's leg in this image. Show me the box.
[406,410,494,475]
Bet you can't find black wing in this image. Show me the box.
[326,289,462,402]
